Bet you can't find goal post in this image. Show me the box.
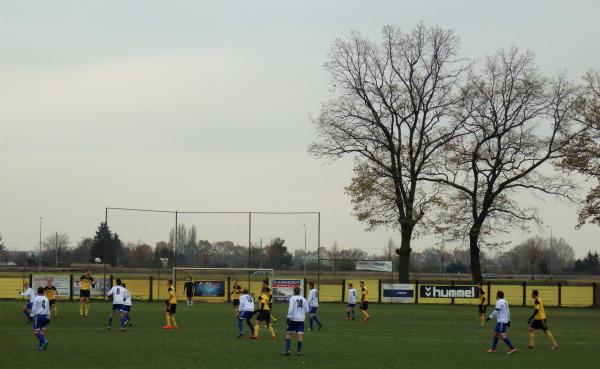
[172,267,274,302]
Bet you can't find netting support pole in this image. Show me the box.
[104,207,108,300]
[317,212,321,290]
[248,212,252,288]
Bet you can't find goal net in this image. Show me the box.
[172,267,274,303]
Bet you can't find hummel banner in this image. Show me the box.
[419,285,479,298]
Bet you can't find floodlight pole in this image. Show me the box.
[317,212,321,289]
[303,224,307,277]
[38,217,43,271]
[546,225,553,279]
[104,208,108,299]
[248,212,252,288]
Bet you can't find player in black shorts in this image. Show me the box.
[230,279,242,315]
[477,282,487,327]
[183,276,194,307]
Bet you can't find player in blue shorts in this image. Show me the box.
[121,283,133,327]
[307,282,322,330]
[283,287,309,356]
[19,282,35,322]
[106,278,129,331]
[345,283,357,320]
[486,290,517,354]
[30,287,50,350]
[237,289,255,338]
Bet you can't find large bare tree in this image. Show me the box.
[425,48,588,282]
[310,24,468,282]
[44,232,70,266]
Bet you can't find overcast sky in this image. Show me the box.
[1,0,599,257]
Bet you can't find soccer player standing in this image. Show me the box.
[477,282,487,327]
[359,281,370,322]
[282,286,309,356]
[106,278,128,331]
[44,280,59,318]
[527,289,559,350]
[237,289,255,338]
[346,283,357,321]
[486,290,517,354]
[79,271,95,317]
[19,282,35,322]
[163,279,178,329]
[230,279,243,315]
[252,287,276,340]
[30,287,50,350]
[307,282,322,330]
[121,283,133,327]
[183,276,194,307]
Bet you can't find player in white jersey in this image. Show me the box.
[20,283,35,322]
[106,278,129,331]
[237,289,255,338]
[307,282,322,331]
[283,286,309,356]
[30,287,50,350]
[121,283,133,328]
[486,290,517,354]
[345,283,358,321]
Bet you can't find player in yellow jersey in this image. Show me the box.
[162,279,178,329]
[230,279,243,315]
[252,287,276,340]
[477,282,487,327]
[262,279,277,324]
[79,271,95,317]
[359,281,370,322]
[44,280,59,318]
[527,290,558,350]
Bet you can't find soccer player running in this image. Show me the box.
[79,271,95,317]
[477,282,487,327]
[121,283,133,328]
[486,290,517,354]
[107,278,128,331]
[31,287,50,351]
[237,289,255,338]
[307,282,322,331]
[163,279,178,329]
[359,281,370,322]
[230,279,243,316]
[282,286,309,356]
[19,282,35,322]
[345,283,357,321]
[527,289,559,350]
[252,287,276,340]
[183,276,194,307]
[44,280,59,318]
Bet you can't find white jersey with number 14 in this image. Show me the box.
[287,295,309,322]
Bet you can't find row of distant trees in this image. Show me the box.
[1,226,599,275]
[310,23,600,282]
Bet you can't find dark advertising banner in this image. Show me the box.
[193,280,225,297]
[419,285,479,299]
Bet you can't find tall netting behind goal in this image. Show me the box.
[172,267,273,303]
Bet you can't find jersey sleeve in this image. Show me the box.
[30,298,40,317]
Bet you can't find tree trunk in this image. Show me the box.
[396,225,414,283]
[469,225,483,283]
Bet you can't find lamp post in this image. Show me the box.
[546,225,553,279]
[302,224,307,276]
[38,217,43,271]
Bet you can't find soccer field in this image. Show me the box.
[1,301,599,369]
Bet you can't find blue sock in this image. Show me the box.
[246,319,254,334]
[108,316,113,327]
[346,310,350,317]
[120,316,126,328]
[237,319,243,334]
[492,336,499,350]
[314,316,321,325]
[35,332,44,344]
[285,338,291,352]
[297,341,303,353]
[504,337,514,349]
[351,309,355,318]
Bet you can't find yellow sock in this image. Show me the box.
[86,303,90,315]
[253,322,260,337]
[165,313,171,326]
[268,325,275,337]
[479,315,484,326]
[170,315,177,328]
[364,311,370,318]
[528,331,535,347]
[546,331,557,346]
[54,306,58,318]
[79,304,83,316]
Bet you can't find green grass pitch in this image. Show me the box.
[1,301,599,369]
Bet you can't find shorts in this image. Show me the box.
[166,304,177,314]
[49,300,56,306]
[347,303,356,309]
[121,305,131,313]
[239,311,253,320]
[26,302,33,309]
[33,314,48,330]
[494,322,509,334]
[111,304,123,312]
[286,321,305,334]
[478,304,486,314]
[256,310,271,323]
[360,302,369,311]
[232,299,240,307]
[309,307,318,314]
[186,294,194,299]
[530,319,548,331]
[80,290,91,298]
